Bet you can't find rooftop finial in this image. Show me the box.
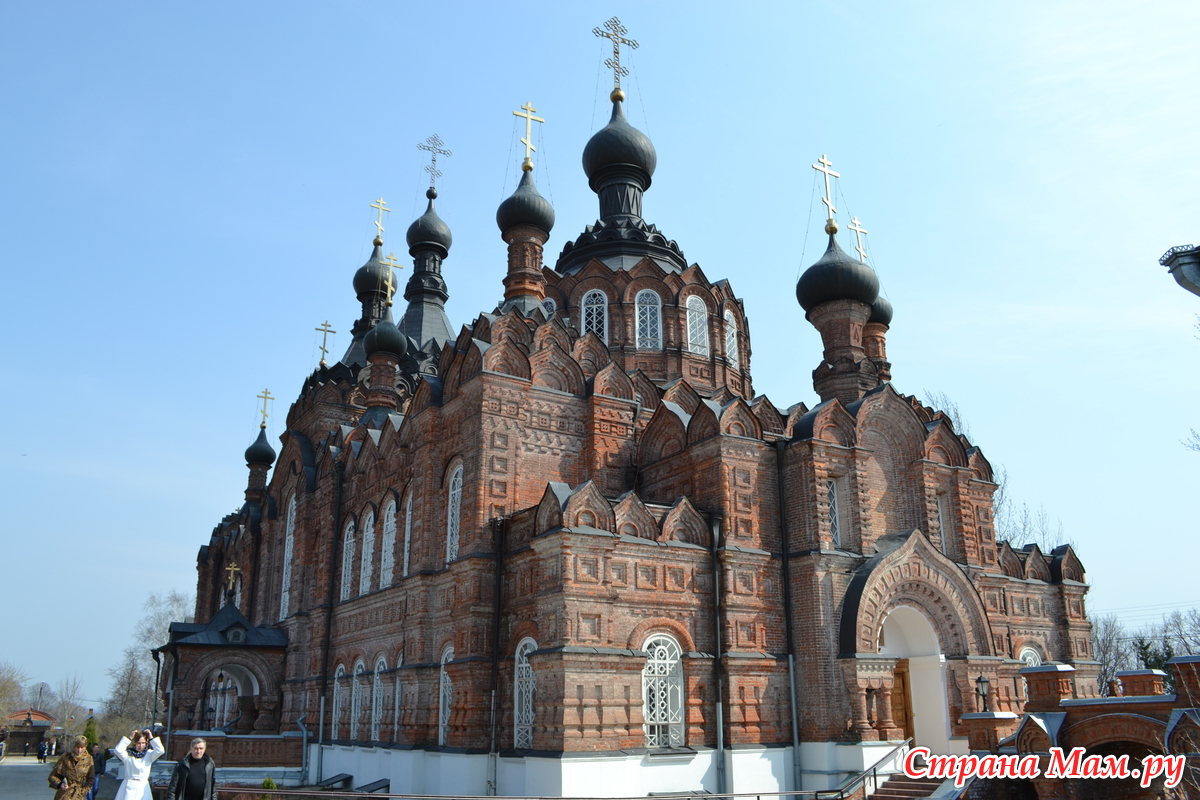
[370,197,391,240]
[513,101,546,172]
[417,134,452,188]
[255,388,273,429]
[848,216,869,262]
[315,321,336,366]
[593,16,638,100]
[812,154,840,234]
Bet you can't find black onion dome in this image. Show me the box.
[582,98,656,190]
[796,234,880,313]
[869,295,893,326]
[406,188,453,255]
[497,169,555,235]
[353,238,394,297]
[364,306,408,359]
[244,427,277,467]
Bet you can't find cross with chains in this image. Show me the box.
[315,321,336,366]
[593,17,638,90]
[812,154,840,226]
[513,102,545,170]
[369,197,390,238]
[417,134,452,187]
[255,388,273,428]
[848,217,869,262]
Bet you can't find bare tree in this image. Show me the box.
[923,390,973,441]
[53,675,88,736]
[999,501,1078,553]
[1184,429,1200,453]
[1092,614,1135,695]
[132,591,193,650]
[0,661,28,717]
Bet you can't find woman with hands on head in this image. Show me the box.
[112,728,165,800]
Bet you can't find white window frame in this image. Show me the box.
[446,466,463,565]
[1018,647,1043,667]
[635,290,662,350]
[514,637,537,749]
[331,664,345,740]
[582,290,608,344]
[827,477,844,548]
[350,660,365,740]
[686,296,709,356]
[402,491,413,577]
[438,646,454,746]
[359,510,375,596]
[642,633,684,747]
[280,496,296,621]
[371,657,386,741]
[380,500,396,587]
[724,310,739,369]
[340,520,356,601]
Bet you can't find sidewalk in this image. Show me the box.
[0,754,120,799]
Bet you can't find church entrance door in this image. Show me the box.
[890,659,914,742]
[879,606,951,754]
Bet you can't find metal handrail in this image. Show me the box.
[814,736,914,800]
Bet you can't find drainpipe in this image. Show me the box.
[296,714,309,784]
[486,516,507,796]
[320,461,346,704]
[317,696,325,784]
[710,514,727,796]
[774,440,802,792]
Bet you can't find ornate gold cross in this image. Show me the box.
[848,216,869,262]
[315,321,336,366]
[417,134,452,187]
[812,154,840,228]
[224,561,241,589]
[593,17,638,91]
[255,388,273,428]
[369,197,390,238]
[513,102,545,171]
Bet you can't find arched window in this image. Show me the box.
[340,520,356,601]
[642,634,684,747]
[724,310,739,369]
[331,664,345,740]
[438,646,454,746]
[402,491,413,577]
[582,290,608,343]
[446,466,463,565]
[280,495,296,621]
[542,298,557,316]
[514,638,537,749]
[635,290,662,349]
[233,576,242,610]
[371,657,386,741]
[380,500,396,587]
[350,661,365,740]
[1018,647,1043,667]
[359,510,375,595]
[686,296,709,356]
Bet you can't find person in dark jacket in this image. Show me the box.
[166,738,216,800]
[86,742,108,800]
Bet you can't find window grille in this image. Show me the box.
[371,657,386,741]
[380,501,396,586]
[340,521,356,601]
[331,665,345,740]
[686,296,709,355]
[542,298,557,316]
[438,647,454,746]
[636,290,662,349]
[350,661,364,740]
[446,467,463,564]
[403,492,413,576]
[359,511,375,595]
[582,290,608,343]
[642,634,684,747]
[827,479,841,546]
[280,496,296,621]
[724,310,739,368]
[514,638,537,749]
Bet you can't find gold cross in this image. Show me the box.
[224,561,241,589]
[512,102,545,171]
[381,252,403,271]
[848,216,869,262]
[255,388,273,428]
[369,198,390,238]
[593,17,638,91]
[812,155,840,227]
[417,134,452,187]
[315,321,336,366]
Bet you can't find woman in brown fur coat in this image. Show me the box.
[48,735,95,800]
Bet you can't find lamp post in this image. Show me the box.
[186,709,194,730]
[975,674,991,713]
[205,706,215,730]
[216,673,225,727]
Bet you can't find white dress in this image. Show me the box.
[111,736,164,800]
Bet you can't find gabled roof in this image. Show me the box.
[168,602,287,648]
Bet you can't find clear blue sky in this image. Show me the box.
[2,2,1197,705]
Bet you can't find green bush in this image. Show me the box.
[260,775,277,800]
[82,719,99,750]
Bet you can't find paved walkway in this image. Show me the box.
[0,755,119,799]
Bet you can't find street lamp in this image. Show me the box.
[186,709,194,729]
[205,706,215,730]
[975,674,991,713]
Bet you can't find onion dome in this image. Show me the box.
[353,236,394,298]
[497,168,555,235]
[244,427,276,467]
[406,188,453,256]
[795,234,880,313]
[363,305,408,359]
[868,295,893,326]
[582,93,656,192]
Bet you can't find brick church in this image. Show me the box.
[156,44,1122,798]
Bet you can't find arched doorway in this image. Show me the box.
[879,606,951,754]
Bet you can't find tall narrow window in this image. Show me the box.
[350,661,364,740]
[280,496,296,621]
[724,310,739,369]
[438,647,454,746]
[686,296,709,355]
[642,634,684,747]
[936,494,950,555]
[402,492,413,576]
[380,500,396,587]
[582,290,608,343]
[233,577,242,610]
[359,511,375,595]
[514,638,537,749]
[393,674,402,743]
[340,520,356,601]
[635,290,662,349]
[331,665,345,740]
[446,466,463,565]
[827,479,841,547]
[371,657,386,741]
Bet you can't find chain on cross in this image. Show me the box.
[255,388,273,428]
[370,197,390,238]
[847,217,869,262]
[593,17,638,91]
[417,134,452,187]
[812,154,840,232]
[314,321,336,367]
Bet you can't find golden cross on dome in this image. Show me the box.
[593,17,638,92]
[417,134,452,187]
[369,197,390,238]
[315,321,336,366]
[812,154,840,229]
[255,388,273,428]
[513,102,545,171]
[224,561,241,589]
[848,216,869,262]
[381,252,402,271]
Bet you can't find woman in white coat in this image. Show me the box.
[112,728,164,800]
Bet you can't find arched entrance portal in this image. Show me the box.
[879,606,951,754]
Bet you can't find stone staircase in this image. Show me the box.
[869,773,945,799]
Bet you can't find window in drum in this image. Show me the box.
[514,638,537,749]
[380,500,396,586]
[359,510,375,595]
[582,290,608,343]
[635,290,662,349]
[340,520,356,601]
[686,296,709,355]
[331,664,345,740]
[542,298,556,316]
[446,466,462,564]
[371,657,386,741]
[438,647,454,746]
[724,310,739,368]
[641,633,684,747]
[350,661,364,740]
[402,491,413,577]
[279,495,296,621]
